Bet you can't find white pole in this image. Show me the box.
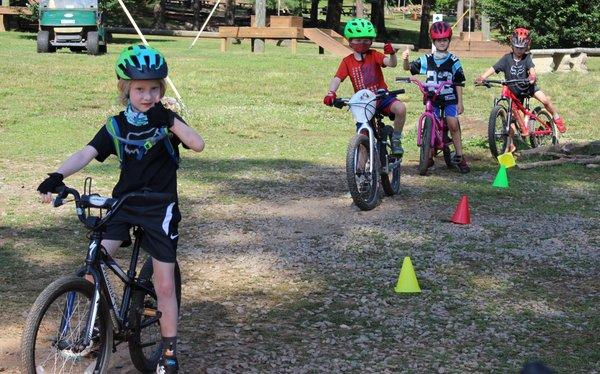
[278,0,281,15]
[116,0,187,113]
[189,0,222,49]
[468,0,471,42]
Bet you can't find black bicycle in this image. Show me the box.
[21,179,181,373]
[332,88,404,211]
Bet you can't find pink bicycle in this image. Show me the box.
[396,77,463,175]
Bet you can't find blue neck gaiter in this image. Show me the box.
[124,102,148,126]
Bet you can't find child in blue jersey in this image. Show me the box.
[402,21,470,173]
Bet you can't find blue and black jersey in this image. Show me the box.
[409,53,465,105]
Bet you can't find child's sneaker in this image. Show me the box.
[553,117,567,133]
[452,154,470,174]
[157,355,179,374]
[391,137,404,156]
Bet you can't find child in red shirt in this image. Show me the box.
[323,18,407,155]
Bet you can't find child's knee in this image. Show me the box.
[393,101,406,115]
[446,117,459,131]
[155,278,176,298]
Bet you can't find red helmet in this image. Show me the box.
[511,28,531,48]
[429,21,452,40]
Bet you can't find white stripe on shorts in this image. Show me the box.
[162,202,175,235]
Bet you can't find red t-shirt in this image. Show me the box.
[335,50,388,93]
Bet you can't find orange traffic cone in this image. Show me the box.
[451,195,471,225]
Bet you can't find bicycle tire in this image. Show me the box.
[381,126,401,196]
[488,105,509,159]
[419,117,433,175]
[128,258,182,372]
[346,133,381,211]
[529,107,558,148]
[21,276,112,374]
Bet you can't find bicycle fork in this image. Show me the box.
[356,122,376,174]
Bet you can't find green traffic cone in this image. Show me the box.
[492,165,509,188]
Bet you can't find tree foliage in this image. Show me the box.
[480,0,600,48]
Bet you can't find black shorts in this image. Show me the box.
[104,202,181,263]
[510,84,540,102]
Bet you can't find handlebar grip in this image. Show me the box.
[332,99,345,109]
[389,89,405,95]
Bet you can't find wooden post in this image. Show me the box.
[220,37,229,52]
[254,0,266,53]
[2,1,10,6]
[1,0,9,31]
[291,38,297,54]
[481,13,490,41]
[456,0,463,33]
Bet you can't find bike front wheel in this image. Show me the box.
[21,276,113,374]
[488,105,509,159]
[128,258,182,372]
[419,117,433,175]
[529,107,558,148]
[346,133,381,211]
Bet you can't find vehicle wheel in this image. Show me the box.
[529,107,558,148]
[346,133,381,211]
[488,105,509,159]
[442,146,454,168]
[37,30,55,53]
[129,258,182,372]
[381,127,401,196]
[21,276,112,374]
[86,31,100,55]
[418,117,433,175]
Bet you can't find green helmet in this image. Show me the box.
[115,45,168,80]
[344,18,377,39]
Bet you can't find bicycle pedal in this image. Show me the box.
[143,308,161,318]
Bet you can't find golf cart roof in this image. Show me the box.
[40,0,98,9]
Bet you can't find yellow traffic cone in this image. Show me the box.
[497,151,516,168]
[394,256,421,293]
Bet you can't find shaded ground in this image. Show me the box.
[1,156,598,373]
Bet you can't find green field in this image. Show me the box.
[0,32,598,372]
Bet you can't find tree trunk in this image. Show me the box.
[153,0,166,30]
[370,0,385,38]
[326,0,342,33]
[418,0,432,48]
[310,0,319,25]
[225,0,235,26]
[356,0,363,18]
[193,0,201,30]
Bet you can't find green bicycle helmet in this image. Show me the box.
[115,45,168,80]
[344,18,377,39]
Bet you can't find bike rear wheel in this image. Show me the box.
[346,133,381,211]
[529,107,558,148]
[21,276,112,374]
[381,126,401,196]
[419,117,433,175]
[128,258,182,372]
[488,105,509,159]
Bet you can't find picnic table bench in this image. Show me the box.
[530,48,600,73]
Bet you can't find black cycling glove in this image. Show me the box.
[146,102,175,129]
[37,173,65,194]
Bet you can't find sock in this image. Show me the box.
[553,114,560,119]
[162,336,177,357]
[393,131,402,139]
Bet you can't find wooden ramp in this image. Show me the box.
[303,28,352,57]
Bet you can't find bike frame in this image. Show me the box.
[55,187,168,351]
[400,77,454,151]
[495,85,553,137]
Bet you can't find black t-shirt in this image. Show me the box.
[493,52,535,96]
[409,53,466,105]
[88,112,184,199]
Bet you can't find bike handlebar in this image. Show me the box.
[475,79,531,88]
[53,186,174,230]
[332,88,405,109]
[395,77,464,95]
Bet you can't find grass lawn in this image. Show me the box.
[0,31,598,372]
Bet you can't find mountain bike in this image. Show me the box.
[476,79,558,159]
[396,77,463,176]
[332,88,405,211]
[21,179,182,373]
